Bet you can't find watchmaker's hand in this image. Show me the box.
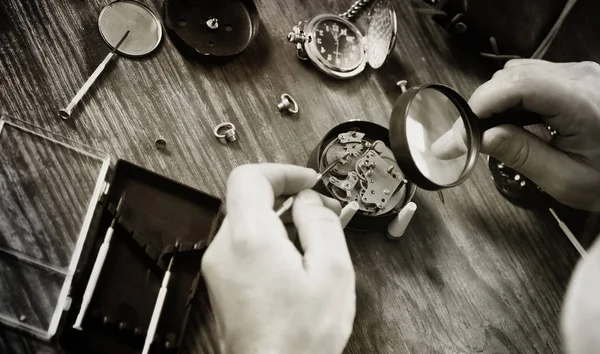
[202,164,355,354]
[431,59,600,211]
[562,236,600,354]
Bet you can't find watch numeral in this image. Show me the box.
[347,36,355,43]
[319,30,324,36]
[320,46,326,53]
[327,54,332,61]
[335,58,341,65]
[340,28,347,36]
[325,25,330,32]
[316,38,322,44]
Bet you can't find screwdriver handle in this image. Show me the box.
[143,274,171,354]
[59,52,116,120]
[73,228,114,330]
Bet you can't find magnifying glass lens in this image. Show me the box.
[405,88,469,187]
[98,0,162,57]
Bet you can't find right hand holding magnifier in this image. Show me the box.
[430,59,600,211]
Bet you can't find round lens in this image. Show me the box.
[98,0,162,57]
[405,88,470,186]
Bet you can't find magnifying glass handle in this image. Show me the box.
[477,108,542,132]
[59,52,117,120]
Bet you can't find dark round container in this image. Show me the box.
[308,120,417,231]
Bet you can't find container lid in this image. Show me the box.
[0,116,110,339]
[366,0,397,69]
[163,0,260,57]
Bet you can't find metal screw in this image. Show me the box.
[206,18,219,29]
[387,166,394,173]
[396,80,408,93]
[377,202,384,208]
[370,179,375,183]
[19,315,26,322]
[277,93,299,114]
[371,190,375,194]
[383,189,390,195]
[514,174,521,181]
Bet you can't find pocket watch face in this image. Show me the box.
[312,18,362,71]
[304,15,366,78]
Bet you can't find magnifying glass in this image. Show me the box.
[59,0,162,119]
[389,84,540,191]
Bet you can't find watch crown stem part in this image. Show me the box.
[396,80,408,93]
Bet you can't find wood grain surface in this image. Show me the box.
[0,0,595,352]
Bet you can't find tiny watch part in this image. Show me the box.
[287,0,397,79]
[214,122,237,143]
[319,130,406,216]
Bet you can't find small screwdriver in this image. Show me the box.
[275,152,351,217]
[73,194,126,330]
[142,242,178,354]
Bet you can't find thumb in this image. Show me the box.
[481,125,600,209]
[480,125,550,176]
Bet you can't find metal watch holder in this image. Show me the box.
[0,115,222,354]
[308,121,417,231]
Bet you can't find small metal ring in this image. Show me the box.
[281,93,299,114]
[214,122,237,143]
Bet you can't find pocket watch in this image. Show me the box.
[287,0,397,79]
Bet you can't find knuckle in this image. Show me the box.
[576,61,600,74]
[506,138,531,170]
[506,67,531,86]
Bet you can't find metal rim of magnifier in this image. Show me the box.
[98,0,163,58]
[389,84,482,191]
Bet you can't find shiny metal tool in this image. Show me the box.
[59,30,130,120]
[143,242,178,354]
[275,152,351,217]
[73,194,126,330]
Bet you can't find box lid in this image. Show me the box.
[0,116,110,339]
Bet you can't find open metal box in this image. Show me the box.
[0,115,222,353]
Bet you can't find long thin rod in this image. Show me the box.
[73,195,126,330]
[59,30,130,120]
[143,243,178,354]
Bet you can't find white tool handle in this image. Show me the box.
[143,273,171,354]
[59,52,116,119]
[73,228,114,329]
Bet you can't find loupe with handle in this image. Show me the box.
[389,84,541,191]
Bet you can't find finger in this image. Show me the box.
[481,125,600,209]
[431,118,468,159]
[279,193,342,223]
[503,58,556,68]
[292,190,352,276]
[468,68,579,134]
[524,123,553,143]
[227,164,318,217]
[562,238,600,354]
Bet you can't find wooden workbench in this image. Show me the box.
[1,0,596,352]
